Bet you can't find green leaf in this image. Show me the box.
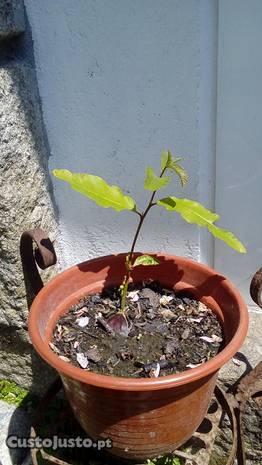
[207,224,247,253]
[144,166,171,191]
[161,150,189,187]
[157,197,219,225]
[157,196,246,253]
[170,162,189,187]
[161,150,173,170]
[52,169,136,212]
[133,255,160,267]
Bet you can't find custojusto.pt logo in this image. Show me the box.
[6,435,113,450]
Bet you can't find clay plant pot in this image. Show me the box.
[28,253,248,461]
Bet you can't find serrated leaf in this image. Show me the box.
[133,255,160,267]
[161,150,189,186]
[170,162,189,187]
[144,167,171,191]
[157,196,246,253]
[52,169,136,212]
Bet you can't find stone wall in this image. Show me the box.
[0,0,58,394]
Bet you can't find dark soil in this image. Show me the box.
[51,282,224,378]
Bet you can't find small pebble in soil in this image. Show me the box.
[51,282,224,378]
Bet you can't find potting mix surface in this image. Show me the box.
[51,282,223,378]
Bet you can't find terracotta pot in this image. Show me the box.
[28,253,248,461]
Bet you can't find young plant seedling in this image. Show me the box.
[53,151,246,335]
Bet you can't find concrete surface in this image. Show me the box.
[219,310,262,385]
[0,400,31,465]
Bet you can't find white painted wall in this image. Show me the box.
[215,0,262,305]
[26,0,261,306]
[25,0,216,269]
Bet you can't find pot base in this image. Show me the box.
[29,253,248,460]
[61,371,217,460]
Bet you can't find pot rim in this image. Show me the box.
[28,253,249,391]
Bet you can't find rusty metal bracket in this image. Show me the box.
[235,361,262,465]
[20,229,57,303]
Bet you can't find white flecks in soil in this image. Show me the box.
[51,282,224,378]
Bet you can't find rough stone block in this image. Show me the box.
[0,62,58,393]
[0,0,25,40]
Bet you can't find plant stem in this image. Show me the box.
[129,166,166,261]
[120,276,130,312]
[120,167,166,312]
